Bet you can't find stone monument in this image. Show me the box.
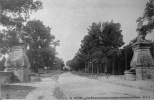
[130,34,154,80]
[4,32,30,82]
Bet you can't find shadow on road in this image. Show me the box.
[1,84,36,99]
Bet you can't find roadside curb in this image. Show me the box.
[95,77,154,92]
[58,84,75,100]
[83,74,154,92]
[56,73,76,100]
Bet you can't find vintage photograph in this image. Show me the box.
[0,0,154,100]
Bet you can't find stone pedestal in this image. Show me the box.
[0,71,13,83]
[4,68,13,72]
[136,67,149,80]
[149,67,154,80]
[136,67,154,80]
[124,70,136,81]
[13,68,30,82]
[130,34,154,80]
[4,42,30,83]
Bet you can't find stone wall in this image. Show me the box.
[0,71,13,83]
[0,68,30,83]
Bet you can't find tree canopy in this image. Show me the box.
[0,0,42,54]
[22,20,62,72]
[68,21,124,74]
[0,1,64,72]
[22,20,55,49]
[137,0,154,36]
[0,0,42,28]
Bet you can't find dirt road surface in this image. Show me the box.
[58,72,154,100]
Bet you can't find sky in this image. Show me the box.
[30,0,153,63]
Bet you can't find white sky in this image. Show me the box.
[30,0,154,63]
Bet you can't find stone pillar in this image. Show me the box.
[130,35,154,80]
[4,43,30,82]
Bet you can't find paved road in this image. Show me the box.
[58,72,154,100]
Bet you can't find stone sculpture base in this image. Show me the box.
[0,71,13,83]
[4,68,13,72]
[136,67,154,80]
[13,68,30,82]
[124,70,136,81]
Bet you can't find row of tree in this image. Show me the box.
[0,0,64,72]
[66,21,126,74]
[66,0,154,75]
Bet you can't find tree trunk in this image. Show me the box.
[97,65,99,74]
[105,63,107,73]
[118,62,119,75]
[85,62,86,73]
[112,60,114,75]
[125,52,127,70]
[88,62,89,73]
[92,61,93,74]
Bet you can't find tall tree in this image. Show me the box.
[53,57,65,70]
[0,0,42,28]
[69,21,124,73]
[137,0,154,37]
[0,29,20,54]
[0,0,42,54]
[22,20,57,72]
[23,20,55,49]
